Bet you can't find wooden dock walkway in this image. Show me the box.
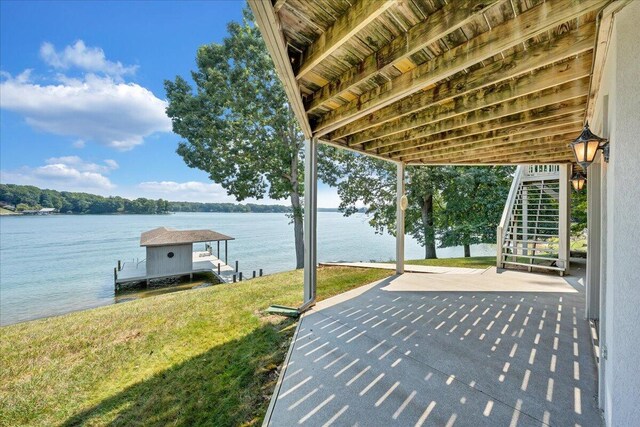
[115,251,240,288]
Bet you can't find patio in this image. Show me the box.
[265,264,599,426]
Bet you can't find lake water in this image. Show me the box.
[0,212,495,325]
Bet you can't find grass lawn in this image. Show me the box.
[404,256,497,269]
[0,266,392,427]
[0,207,18,215]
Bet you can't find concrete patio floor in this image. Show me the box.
[265,264,600,426]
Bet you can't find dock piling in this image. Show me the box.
[114,267,117,285]
[239,272,243,281]
[117,260,121,271]
[233,274,236,283]
[217,263,221,274]
[253,270,256,278]
[259,268,263,277]
[235,260,239,272]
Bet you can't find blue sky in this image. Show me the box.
[0,0,340,207]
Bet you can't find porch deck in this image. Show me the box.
[265,265,599,426]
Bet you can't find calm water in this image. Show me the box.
[0,212,494,325]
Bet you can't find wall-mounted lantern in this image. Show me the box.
[569,122,609,170]
[571,171,587,192]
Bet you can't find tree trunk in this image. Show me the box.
[464,244,471,257]
[290,191,304,269]
[290,148,305,269]
[421,194,437,259]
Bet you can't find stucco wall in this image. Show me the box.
[592,3,640,425]
[146,244,192,277]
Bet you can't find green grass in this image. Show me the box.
[403,256,497,269]
[0,207,18,215]
[0,266,392,427]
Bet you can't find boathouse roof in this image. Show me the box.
[140,227,234,247]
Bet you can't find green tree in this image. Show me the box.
[438,167,514,257]
[165,6,306,268]
[319,149,443,259]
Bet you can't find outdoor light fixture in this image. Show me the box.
[400,194,408,211]
[569,122,609,170]
[571,171,587,192]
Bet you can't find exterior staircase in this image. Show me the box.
[497,165,569,275]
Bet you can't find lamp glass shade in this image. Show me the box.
[570,123,608,169]
[571,173,586,191]
[572,139,600,166]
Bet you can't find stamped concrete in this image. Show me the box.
[265,265,600,427]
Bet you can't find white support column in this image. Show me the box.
[586,157,602,319]
[558,164,571,273]
[303,137,318,306]
[396,162,405,274]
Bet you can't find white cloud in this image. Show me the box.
[40,41,138,78]
[44,156,118,174]
[136,181,236,202]
[0,72,172,150]
[1,156,118,192]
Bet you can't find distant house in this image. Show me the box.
[22,208,56,215]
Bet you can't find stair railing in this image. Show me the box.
[497,166,524,267]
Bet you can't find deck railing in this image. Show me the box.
[496,166,524,267]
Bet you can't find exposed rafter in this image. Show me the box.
[304,0,501,113]
[295,0,396,81]
[328,25,595,143]
[365,78,589,154]
[254,0,607,166]
[312,0,607,136]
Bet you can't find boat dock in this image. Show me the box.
[114,227,263,291]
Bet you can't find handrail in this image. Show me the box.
[496,166,524,267]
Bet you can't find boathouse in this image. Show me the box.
[115,227,235,287]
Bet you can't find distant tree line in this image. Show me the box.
[0,184,290,215]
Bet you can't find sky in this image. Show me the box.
[0,0,341,208]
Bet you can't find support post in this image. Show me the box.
[217,241,220,258]
[235,260,238,272]
[225,240,228,265]
[217,263,221,275]
[303,137,318,307]
[396,162,405,274]
[558,164,571,273]
[117,260,121,271]
[586,157,602,319]
[260,268,263,276]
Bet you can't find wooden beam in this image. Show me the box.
[295,0,396,80]
[395,110,584,161]
[346,54,592,147]
[412,125,582,160]
[248,0,313,138]
[584,0,633,122]
[329,25,595,142]
[412,132,580,164]
[273,0,287,13]
[451,148,575,164]
[305,0,501,112]
[366,77,589,153]
[381,97,587,157]
[312,0,607,136]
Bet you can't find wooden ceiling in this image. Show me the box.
[250,0,611,165]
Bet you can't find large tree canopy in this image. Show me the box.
[438,167,514,257]
[320,148,514,258]
[165,7,307,268]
